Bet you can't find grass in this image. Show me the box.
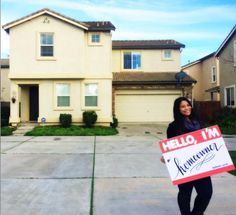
[1,126,15,136]
[229,151,236,176]
[25,125,118,136]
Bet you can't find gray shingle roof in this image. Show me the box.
[113,72,196,84]
[112,40,185,49]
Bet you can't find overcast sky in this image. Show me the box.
[1,0,236,65]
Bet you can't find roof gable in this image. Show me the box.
[215,25,236,57]
[2,8,115,33]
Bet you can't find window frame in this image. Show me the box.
[162,49,173,60]
[84,83,99,108]
[54,83,72,110]
[224,85,235,107]
[37,32,56,60]
[123,51,141,70]
[211,66,217,83]
[234,40,236,67]
[88,33,102,46]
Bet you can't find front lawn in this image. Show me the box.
[229,151,236,176]
[25,125,118,136]
[1,126,15,136]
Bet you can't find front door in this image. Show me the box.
[29,86,39,121]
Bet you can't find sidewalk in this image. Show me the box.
[1,125,236,215]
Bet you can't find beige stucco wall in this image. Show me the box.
[112,49,181,72]
[9,15,112,79]
[0,67,10,102]
[218,33,236,107]
[10,79,112,124]
[183,63,202,101]
[183,56,219,101]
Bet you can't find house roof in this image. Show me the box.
[112,72,196,85]
[215,25,236,57]
[2,8,115,33]
[182,52,215,69]
[112,40,185,50]
[0,59,9,68]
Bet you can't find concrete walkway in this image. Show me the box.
[1,124,236,215]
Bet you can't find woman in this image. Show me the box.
[161,97,213,215]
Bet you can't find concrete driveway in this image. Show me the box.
[1,124,236,215]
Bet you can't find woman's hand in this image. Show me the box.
[160,156,165,164]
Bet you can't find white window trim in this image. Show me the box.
[54,82,73,110]
[122,51,142,71]
[37,32,56,61]
[234,40,236,67]
[211,66,217,83]
[224,85,235,107]
[162,49,173,61]
[81,82,101,110]
[88,33,102,46]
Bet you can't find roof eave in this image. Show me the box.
[2,8,88,32]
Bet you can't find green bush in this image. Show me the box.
[110,115,118,128]
[1,105,10,127]
[59,113,72,128]
[83,111,97,128]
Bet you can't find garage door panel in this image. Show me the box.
[115,91,180,122]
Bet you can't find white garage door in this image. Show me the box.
[115,90,181,122]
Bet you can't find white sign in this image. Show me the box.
[159,125,235,185]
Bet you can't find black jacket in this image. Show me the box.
[167,120,202,139]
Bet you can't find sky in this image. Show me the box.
[1,0,236,66]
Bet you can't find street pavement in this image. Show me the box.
[1,124,236,215]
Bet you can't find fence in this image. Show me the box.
[194,101,221,123]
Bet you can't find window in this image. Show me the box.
[234,40,236,67]
[40,33,54,57]
[211,66,216,83]
[56,84,70,107]
[124,52,141,70]
[91,34,100,43]
[85,83,98,107]
[225,86,235,107]
[163,50,172,59]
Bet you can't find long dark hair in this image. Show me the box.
[173,97,198,123]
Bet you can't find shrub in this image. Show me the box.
[83,111,97,128]
[110,114,118,128]
[59,113,72,128]
[1,105,10,127]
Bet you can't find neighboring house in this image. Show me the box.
[182,52,220,102]
[182,25,236,108]
[2,8,195,125]
[112,40,196,122]
[215,25,236,108]
[0,59,10,105]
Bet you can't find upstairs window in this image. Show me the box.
[163,50,172,60]
[124,52,141,70]
[40,33,54,57]
[234,40,236,67]
[85,83,98,107]
[91,34,100,43]
[56,84,70,107]
[211,66,216,83]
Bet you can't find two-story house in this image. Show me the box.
[3,8,195,126]
[215,25,236,107]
